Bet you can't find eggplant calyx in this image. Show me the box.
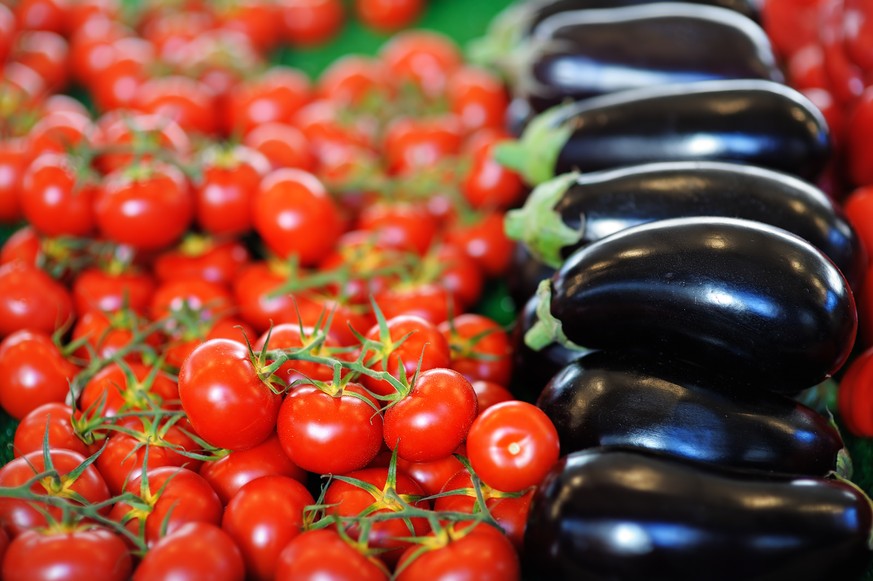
[494,103,573,186]
[465,2,529,74]
[524,279,588,353]
[504,172,581,269]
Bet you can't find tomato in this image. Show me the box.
[465,400,560,493]
[760,0,826,60]
[356,0,423,32]
[95,161,194,251]
[383,115,463,173]
[439,313,513,386]
[26,109,94,159]
[471,380,514,413]
[0,330,78,420]
[373,280,451,324]
[12,402,92,458]
[383,367,478,463]
[293,99,377,164]
[20,152,97,237]
[71,308,159,363]
[820,0,866,105]
[153,236,251,286]
[2,526,132,581]
[226,67,312,136]
[254,322,345,386]
[242,121,316,172]
[72,266,156,317]
[447,66,509,134]
[66,0,119,33]
[89,38,153,111]
[222,475,314,581]
[395,522,520,581]
[0,143,26,224]
[357,201,438,255]
[0,449,111,537]
[427,242,484,311]
[200,433,307,504]
[14,0,67,34]
[446,211,515,278]
[0,227,40,267]
[847,89,873,186]
[839,345,873,435]
[232,261,299,332]
[279,0,344,47]
[13,30,69,93]
[132,522,245,581]
[369,444,466,497]
[274,528,389,580]
[193,144,269,236]
[318,55,392,106]
[461,135,525,211]
[379,30,462,98]
[359,314,452,397]
[276,382,384,475]
[318,230,405,305]
[68,16,130,87]
[433,469,533,550]
[149,278,234,326]
[94,111,190,175]
[162,315,253,371]
[323,466,431,566]
[112,466,223,547]
[212,0,281,53]
[252,168,343,265]
[78,361,180,420]
[0,262,73,338]
[133,75,219,136]
[0,4,15,65]
[178,338,282,450]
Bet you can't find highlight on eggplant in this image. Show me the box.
[523,448,873,581]
[517,2,782,114]
[537,349,847,477]
[526,216,858,396]
[503,161,866,293]
[495,79,831,186]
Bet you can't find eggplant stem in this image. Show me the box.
[524,279,589,353]
[494,103,574,186]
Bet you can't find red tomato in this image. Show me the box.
[0,4,15,65]
[134,75,219,136]
[0,330,78,420]
[94,111,190,175]
[232,261,298,332]
[242,122,316,172]
[70,308,159,364]
[379,30,462,98]
[193,144,269,236]
[95,161,194,251]
[439,313,513,386]
[465,400,560,493]
[462,136,525,211]
[427,242,485,310]
[0,262,73,338]
[318,55,392,106]
[26,109,94,160]
[212,0,281,53]
[78,361,180,420]
[372,280,452,324]
[178,338,282,450]
[279,0,344,47]
[369,444,465,497]
[383,367,478,463]
[89,38,153,111]
[383,115,463,173]
[200,433,307,504]
[14,0,67,34]
[0,143,26,224]
[226,67,312,136]
[357,201,438,255]
[20,152,97,237]
[446,211,515,278]
[153,236,251,286]
[274,528,389,580]
[395,522,520,581]
[149,278,234,326]
[276,382,383,475]
[252,168,343,265]
[2,527,132,581]
[356,0,423,32]
[0,449,111,537]
[13,30,69,93]
[447,66,509,134]
[471,380,515,413]
[222,475,315,581]
[71,266,156,317]
[12,402,92,458]
[838,346,873,435]
[846,89,873,186]
[132,522,245,581]
[760,0,826,60]
[112,466,223,547]
[254,322,345,386]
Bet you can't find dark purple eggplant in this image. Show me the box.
[524,448,873,581]
[506,242,557,309]
[537,349,846,476]
[503,161,866,293]
[468,0,760,72]
[527,216,857,395]
[496,79,831,185]
[518,4,782,114]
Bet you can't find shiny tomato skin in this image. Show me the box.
[194,144,269,236]
[242,122,316,171]
[466,401,560,493]
[252,168,342,266]
[0,144,26,223]
[276,382,383,475]
[132,522,245,581]
[379,30,462,98]
[12,402,92,458]
[439,313,513,386]
[153,237,251,286]
[383,367,478,463]
[0,330,78,420]
[226,67,312,136]
[178,338,282,451]
[2,527,132,581]
[356,0,422,32]
[274,528,389,580]
[71,266,156,317]
[280,0,345,47]
[20,152,97,237]
[0,262,73,338]
[222,475,315,581]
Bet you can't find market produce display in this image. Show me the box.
[2,0,873,579]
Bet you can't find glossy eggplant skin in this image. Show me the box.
[520,4,782,113]
[507,243,557,308]
[523,449,873,581]
[547,217,857,395]
[551,80,830,182]
[551,161,865,292]
[537,350,845,477]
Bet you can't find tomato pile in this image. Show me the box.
[0,1,566,579]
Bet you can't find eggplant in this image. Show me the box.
[518,3,782,114]
[503,162,866,293]
[537,349,847,477]
[468,0,760,72]
[523,448,873,581]
[506,242,557,309]
[527,216,857,396]
[496,79,831,185]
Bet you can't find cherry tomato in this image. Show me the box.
[447,65,509,134]
[13,30,69,93]
[357,200,438,255]
[78,361,180,420]
[379,30,462,98]
[847,89,873,186]
[369,444,466,497]
[132,522,245,581]
[226,67,312,136]
[14,0,67,34]
[760,0,826,60]
[318,55,392,106]
[383,367,478,463]
[0,330,78,420]
[71,266,156,317]
[94,111,190,175]
[0,262,73,338]
[212,0,281,54]
[193,144,269,236]
[12,402,92,458]
[356,0,423,32]
[0,143,26,224]
[26,109,94,159]
[279,0,344,47]
[242,122,316,172]
[153,236,251,286]
[254,322,345,386]
[200,433,307,505]
[276,382,383,474]
[222,475,315,581]
[0,4,15,65]
[471,380,514,413]
[274,528,389,580]
[439,313,513,386]
[383,115,463,173]
[465,400,560,493]
[446,211,515,278]
[2,526,132,581]
[178,338,282,451]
